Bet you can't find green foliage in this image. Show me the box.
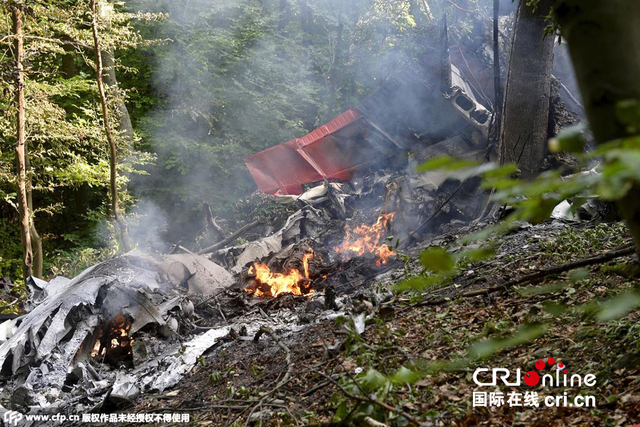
[596,292,640,322]
[0,0,156,279]
[537,223,627,261]
[354,99,640,421]
[419,246,454,273]
[331,368,394,425]
[549,123,587,153]
[397,101,640,294]
[0,220,24,280]
[1,0,490,273]
[617,99,640,134]
[467,323,548,359]
[49,246,116,279]
[124,0,445,221]
[390,366,422,384]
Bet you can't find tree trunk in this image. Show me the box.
[100,0,133,149]
[490,0,503,140]
[328,19,344,116]
[278,0,291,31]
[91,0,131,252]
[12,5,33,279]
[102,50,134,148]
[25,150,43,278]
[61,42,77,79]
[552,0,640,253]
[499,0,555,178]
[420,0,434,21]
[296,0,313,34]
[408,0,426,26]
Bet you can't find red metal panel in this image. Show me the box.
[297,109,361,147]
[244,110,365,195]
[244,139,322,195]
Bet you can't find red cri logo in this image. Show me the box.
[524,357,563,386]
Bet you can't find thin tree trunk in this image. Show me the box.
[296,0,312,34]
[490,0,503,139]
[278,0,291,31]
[408,0,426,26]
[552,0,640,253]
[102,50,133,148]
[12,6,33,279]
[328,19,344,116]
[25,151,43,278]
[100,0,133,149]
[91,0,131,252]
[420,0,434,21]
[499,0,554,178]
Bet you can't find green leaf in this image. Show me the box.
[390,366,422,384]
[597,162,634,200]
[597,291,640,321]
[517,281,570,296]
[548,123,587,153]
[616,99,640,134]
[568,268,589,282]
[415,156,477,172]
[459,246,496,262]
[332,401,350,423]
[543,301,567,317]
[394,275,442,291]
[481,163,518,179]
[482,177,521,191]
[468,324,548,359]
[415,156,455,172]
[360,369,388,392]
[420,247,454,273]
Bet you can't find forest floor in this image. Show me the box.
[129,220,640,426]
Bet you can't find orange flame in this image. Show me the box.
[91,314,134,358]
[246,251,314,298]
[334,213,396,267]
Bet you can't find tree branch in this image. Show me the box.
[312,370,421,426]
[197,220,261,254]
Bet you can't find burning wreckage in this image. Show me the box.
[0,35,578,423]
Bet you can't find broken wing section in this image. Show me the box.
[244,138,323,195]
[244,110,377,195]
[442,64,492,137]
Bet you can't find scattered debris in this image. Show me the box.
[0,253,226,416]
[0,18,587,424]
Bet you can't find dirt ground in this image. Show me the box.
[125,220,640,426]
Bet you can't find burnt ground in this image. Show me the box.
[126,220,640,426]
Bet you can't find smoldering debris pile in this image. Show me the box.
[212,143,491,300]
[0,133,493,423]
[0,253,234,416]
